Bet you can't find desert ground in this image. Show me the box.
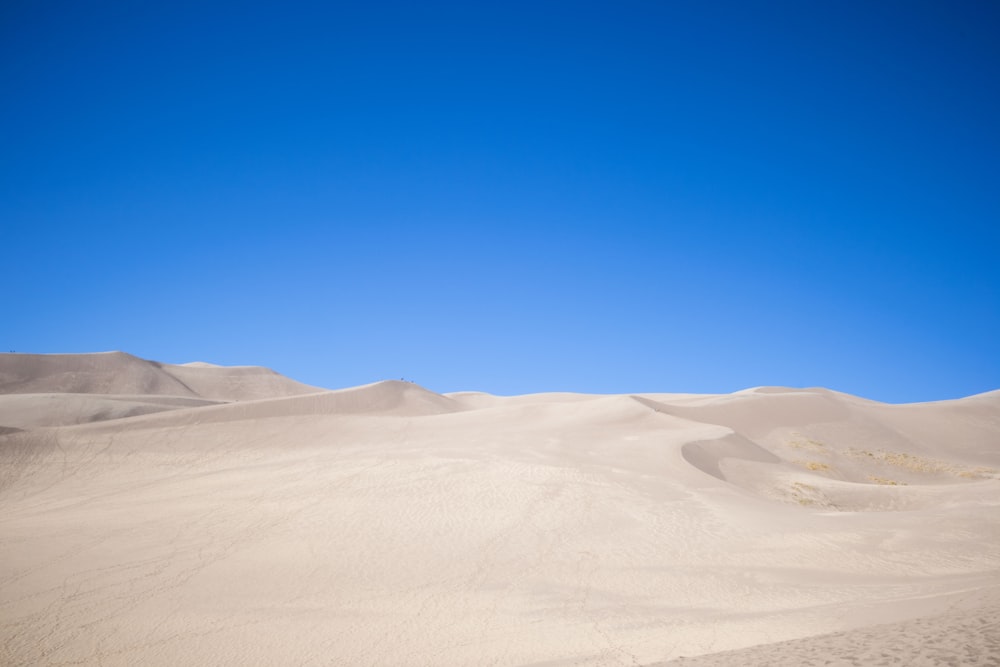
[1,352,998,666]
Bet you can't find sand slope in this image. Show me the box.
[1,353,998,666]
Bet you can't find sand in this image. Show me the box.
[1,352,998,666]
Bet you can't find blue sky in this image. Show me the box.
[2,1,998,402]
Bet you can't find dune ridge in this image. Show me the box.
[1,352,997,666]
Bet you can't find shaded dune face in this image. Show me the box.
[681,434,781,482]
[1,353,998,667]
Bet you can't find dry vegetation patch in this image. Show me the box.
[787,481,830,507]
[867,475,906,486]
[786,434,830,455]
[794,460,832,472]
[847,448,998,480]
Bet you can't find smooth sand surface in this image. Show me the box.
[1,353,998,665]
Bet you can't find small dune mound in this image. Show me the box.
[99,380,465,430]
[232,380,464,419]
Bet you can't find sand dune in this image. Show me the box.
[157,359,324,402]
[0,352,321,428]
[0,351,320,402]
[1,353,998,666]
[54,379,465,433]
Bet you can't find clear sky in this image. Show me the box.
[3,1,998,402]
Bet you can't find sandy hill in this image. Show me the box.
[1,354,998,666]
[0,351,321,401]
[0,352,324,428]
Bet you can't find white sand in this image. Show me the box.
[1,353,998,666]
